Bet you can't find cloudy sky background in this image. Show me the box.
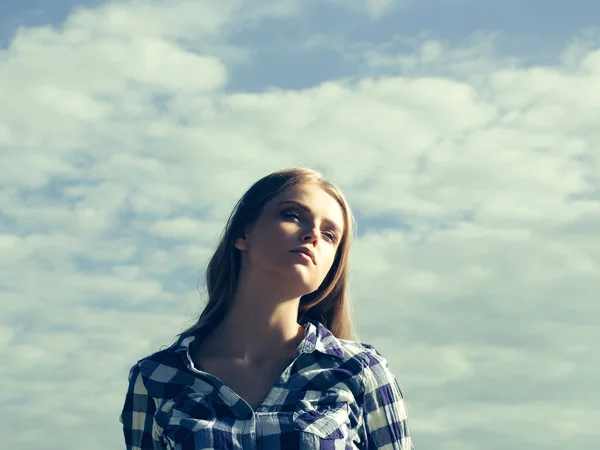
[1,0,599,449]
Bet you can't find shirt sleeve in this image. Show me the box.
[120,363,160,450]
[361,348,414,450]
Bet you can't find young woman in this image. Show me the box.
[120,167,415,449]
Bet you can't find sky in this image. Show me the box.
[1,0,599,449]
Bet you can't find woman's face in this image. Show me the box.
[234,183,345,295]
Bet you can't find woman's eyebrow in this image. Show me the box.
[278,200,343,235]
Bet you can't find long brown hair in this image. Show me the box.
[179,167,359,341]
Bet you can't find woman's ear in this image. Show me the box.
[233,219,256,251]
[233,225,250,251]
[234,233,248,251]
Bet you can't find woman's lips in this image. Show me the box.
[290,249,315,264]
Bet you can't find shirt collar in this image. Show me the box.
[173,318,345,360]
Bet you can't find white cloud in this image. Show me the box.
[327,0,404,19]
[0,1,599,449]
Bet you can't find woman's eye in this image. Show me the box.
[282,210,300,220]
[324,232,337,242]
[283,210,337,243]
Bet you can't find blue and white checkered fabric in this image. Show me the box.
[120,319,414,449]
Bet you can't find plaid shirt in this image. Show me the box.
[120,319,414,449]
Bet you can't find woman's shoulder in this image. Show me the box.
[335,337,391,370]
[128,335,189,377]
